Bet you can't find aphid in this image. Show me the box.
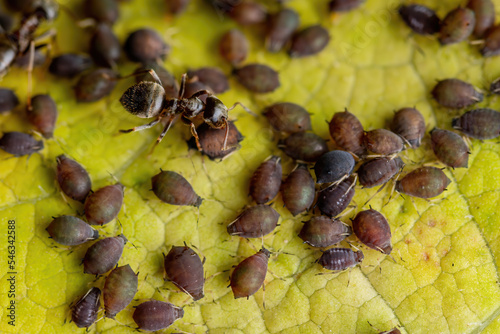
[229,2,267,25]
[480,25,500,57]
[467,0,495,37]
[188,121,243,160]
[452,108,500,139]
[357,157,404,188]
[26,94,57,138]
[233,64,280,93]
[352,209,392,254]
[265,8,299,52]
[71,287,101,329]
[124,28,170,63]
[263,102,311,134]
[183,77,212,103]
[135,62,179,99]
[46,216,99,246]
[439,7,475,45]
[328,0,365,12]
[90,23,121,68]
[74,68,118,103]
[83,234,128,275]
[103,264,138,318]
[14,47,46,69]
[187,67,229,94]
[390,107,426,148]
[314,150,355,184]
[56,154,92,202]
[281,132,328,162]
[164,245,205,300]
[152,170,203,207]
[230,248,270,299]
[84,183,124,225]
[431,79,483,109]
[249,156,282,204]
[316,175,356,217]
[0,88,19,113]
[49,54,93,78]
[227,205,280,237]
[85,0,119,24]
[166,0,190,15]
[289,25,330,58]
[318,248,364,271]
[0,131,43,156]
[430,128,469,168]
[395,166,451,199]
[299,216,352,248]
[398,4,441,35]
[329,109,365,156]
[380,328,401,334]
[281,165,315,216]
[491,78,500,95]
[363,129,404,155]
[219,29,249,66]
[133,300,184,331]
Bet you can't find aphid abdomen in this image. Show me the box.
[357,157,404,188]
[71,287,101,329]
[316,176,356,217]
[299,216,352,248]
[395,167,451,199]
[318,248,364,271]
[164,246,205,301]
[249,156,282,204]
[227,205,280,238]
[133,300,184,331]
[103,265,138,318]
[230,249,270,299]
[452,108,500,140]
[352,209,392,254]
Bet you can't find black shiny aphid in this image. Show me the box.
[0,132,43,156]
[314,150,355,184]
[398,5,440,35]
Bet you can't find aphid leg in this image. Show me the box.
[227,101,257,117]
[119,118,160,134]
[262,281,266,309]
[189,122,203,152]
[222,119,230,151]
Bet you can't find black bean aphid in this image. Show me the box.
[103,264,138,318]
[314,150,355,184]
[227,205,280,237]
[282,165,315,216]
[133,300,184,331]
[316,175,356,217]
[74,68,118,103]
[452,108,500,140]
[187,67,230,94]
[219,28,248,66]
[233,64,280,93]
[188,121,243,160]
[329,109,365,156]
[85,0,119,25]
[84,183,124,225]
[318,248,364,271]
[0,132,43,156]
[71,287,101,329]
[432,79,483,109]
[398,4,440,35]
[281,132,329,162]
[46,216,99,246]
[363,129,404,156]
[152,170,203,207]
[124,28,170,63]
[467,0,495,37]
[249,156,282,204]
[26,94,58,138]
[83,234,128,275]
[390,108,426,148]
[229,2,267,26]
[56,154,92,202]
[90,23,121,68]
[0,88,19,113]
[439,7,475,45]
[230,248,270,299]
[357,157,404,188]
[352,209,392,254]
[328,0,365,12]
[164,245,205,300]
[480,25,500,57]
[263,102,311,134]
[395,167,451,199]
[49,54,93,78]
[289,25,330,58]
[266,8,300,53]
[299,216,352,248]
[430,128,469,168]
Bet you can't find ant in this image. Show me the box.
[119,69,251,151]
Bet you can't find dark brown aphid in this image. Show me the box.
[164,245,205,300]
[124,28,170,63]
[439,7,475,45]
[289,25,330,58]
[135,62,179,99]
[56,154,92,202]
[357,157,404,188]
[266,8,300,52]
[133,300,184,331]
[430,128,469,168]
[219,29,249,66]
[71,287,101,329]
[363,129,404,155]
[316,176,356,217]
[432,79,483,109]
[299,216,352,248]
[263,102,311,134]
[188,121,243,160]
[328,0,365,12]
[329,109,365,156]
[90,23,121,68]
[395,166,451,199]
[318,248,364,271]
[452,108,500,140]
[187,67,229,94]
[314,150,355,184]
[103,264,138,318]
[49,54,93,78]
[85,0,119,24]
[26,94,57,138]
[229,2,267,25]
[282,165,315,216]
[46,216,99,246]
[84,183,124,225]
[152,170,203,207]
[230,248,270,299]
[74,68,118,103]
[0,88,19,113]
[480,25,500,57]
[352,209,392,254]
[249,156,282,204]
[166,0,190,15]
[14,47,46,69]
[227,204,280,237]
[281,132,328,163]
[183,77,212,103]
[83,234,128,275]
[390,107,426,148]
[0,132,43,156]
[467,0,495,37]
[233,64,280,93]
[398,4,441,35]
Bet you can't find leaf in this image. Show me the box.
[1,0,500,333]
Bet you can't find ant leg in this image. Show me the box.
[179,73,187,99]
[190,122,203,152]
[188,89,211,99]
[227,102,257,117]
[26,41,35,110]
[119,118,160,133]
[113,69,163,86]
[151,114,177,150]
